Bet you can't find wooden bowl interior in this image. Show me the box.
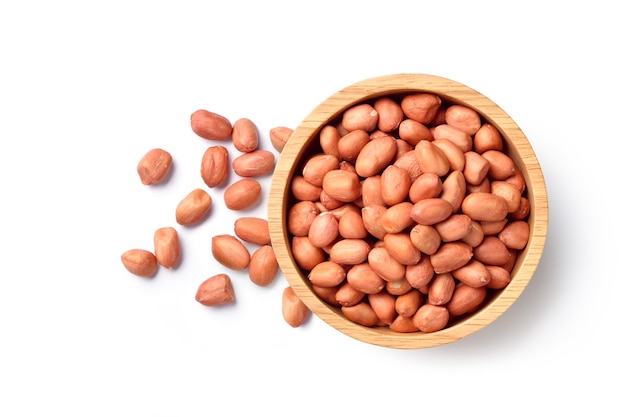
[268,74,548,349]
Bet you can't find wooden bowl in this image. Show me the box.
[268,73,548,349]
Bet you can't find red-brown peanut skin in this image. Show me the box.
[342,302,380,327]
[405,256,435,289]
[409,173,442,204]
[269,126,293,152]
[231,150,275,178]
[338,129,370,163]
[249,245,279,287]
[354,135,397,178]
[196,274,235,306]
[395,289,423,318]
[389,315,420,333]
[368,291,399,325]
[341,103,379,132]
[383,232,422,265]
[485,265,512,289]
[368,246,406,282]
[308,212,339,248]
[445,104,482,136]
[291,236,326,271]
[491,181,522,213]
[234,217,271,246]
[374,97,404,132]
[400,93,442,124]
[322,170,361,203]
[231,117,259,153]
[287,201,319,237]
[282,286,310,328]
[302,153,340,187]
[201,145,229,188]
[319,125,341,159]
[386,278,413,296]
[223,179,262,210]
[461,192,509,222]
[439,171,467,213]
[361,205,388,240]
[473,123,503,153]
[329,238,370,265]
[137,148,172,185]
[452,260,491,288]
[432,138,466,172]
[430,241,473,274]
[414,139,450,177]
[447,284,487,317]
[346,263,386,294]
[413,304,450,333]
[427,272,455,305]
[153,227,180,269]
[121,249,158,278]
[473,236,512,266]
[308,261,346,288]
[410,224,441,255]
[499,220,531,250]
[312,285,341,307]
[432,124,472,152]
[211,234,251,271]
[381,165,411,206]
[191,109,233,141]
[463,151,490,186]
[435,214,472,243]
[291,176,322,202]
[393,149,422,182]
[380,202,414,234]
[398,119,433,146]
[482,149,516,180]
[175,188,212,226]
[338,210,369,239]
[410,198,454,226]
[361,175,385,207]
[335,282,365,306]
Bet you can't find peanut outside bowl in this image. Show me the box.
[268,73,548,349]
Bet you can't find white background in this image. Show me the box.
[1,1,624,416]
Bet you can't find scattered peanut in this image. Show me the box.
[195,274,236,306]
[121,249,158,277]
[137,148,173,185]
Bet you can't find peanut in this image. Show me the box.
[269,126,293,152]
[231,150,275,177]
[190,109,232,141]
[211,234,251,270]
[137,148,172,185]
[341,302,379,327]
[282,286,310,328]
[200,145,229,188]
[175,188,212,225]
[121,249,158,277]
[153,226,180,269]
[234,217,271,246]
[341,103,378,132]
[413,304,449,333]
[309,261,347,288]
[224,178,261,210]
[196,274,235,306]
[231,117,259,153]
[249,245,279,287]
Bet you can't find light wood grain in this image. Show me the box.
[268,73,548,349]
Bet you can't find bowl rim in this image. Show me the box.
[268,73,549,349]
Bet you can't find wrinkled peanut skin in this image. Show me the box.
[190,109,232,141]
[196,274,235,306]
